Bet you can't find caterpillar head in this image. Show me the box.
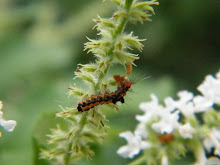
[124,80,132,88]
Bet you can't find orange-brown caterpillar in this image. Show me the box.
[77,76,132,112]
[77,62,133,112]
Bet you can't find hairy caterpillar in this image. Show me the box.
[77,76,132,112]
[76,62,133,112]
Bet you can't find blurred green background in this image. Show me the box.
[0,0,219,164]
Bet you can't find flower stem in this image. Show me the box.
[113,0,133,37]
[94,0,134,92]
[128,155,146,165]
[125,0,133,10]
[64,114,87,165]
[64,143,72,165]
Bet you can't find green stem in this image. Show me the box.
[64,114,87,165]
[94,0,134,92]
[64,143,72,165]
[113,18,126,38]
[125,0,133,11]
[128,155,146,165]
[113,0,133,37]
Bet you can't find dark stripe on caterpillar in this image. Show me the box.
[77,78,132,112]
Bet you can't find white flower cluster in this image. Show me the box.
[0,101,16,134]
[117,70,220,164]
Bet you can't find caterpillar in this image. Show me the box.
[75,62,133,112]
[77,75,132,112]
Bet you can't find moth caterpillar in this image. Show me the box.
[77,76,132,112]
[76,62,133,112]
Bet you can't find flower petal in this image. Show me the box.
[117,145,132,158]
[1,120,17,132]
[178,123,195,139]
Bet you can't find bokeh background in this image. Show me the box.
[0,0,219,164]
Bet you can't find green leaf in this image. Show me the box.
[113,50,139,65]
[74,71,95,85]
[123,32,145,51]
[133,2,155,14]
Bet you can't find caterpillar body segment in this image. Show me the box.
[77,77,132,112]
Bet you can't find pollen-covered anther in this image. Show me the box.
[62,112,70,114]
[76,66,82,72]
[93,19,101,23]
[151,2,159,5]
[99,62,104,68]
[113,14,118,18]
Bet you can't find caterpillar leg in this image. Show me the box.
[120,97,125,103]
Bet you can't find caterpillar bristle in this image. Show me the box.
[77,75,132,112]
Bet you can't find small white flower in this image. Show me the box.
[139,94,159,113]
[216,70,220,79]
[0,120,17,132]
[151,111,180,134]
[117,131,151,159]
[0,111,17,132]
[177,91,194,105]
[117,70,220,164]
[136,94,180,134]
[165,91,196,117]
[0,101,17,132]
[193,147,207,165]
[203,138,213,153]
[203,128,220,156]
[164,97,177,112]
[161,155,168,165]
[174,91,195,117]
[164,91,193,112]
[193,95,213,112]
[134,123,148,139]
[198,73,220,105]
[178,123,195,139]
[136,94,163,123]
[206,157,220,165]
[178,101,195,117]
[0,101,3,110]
